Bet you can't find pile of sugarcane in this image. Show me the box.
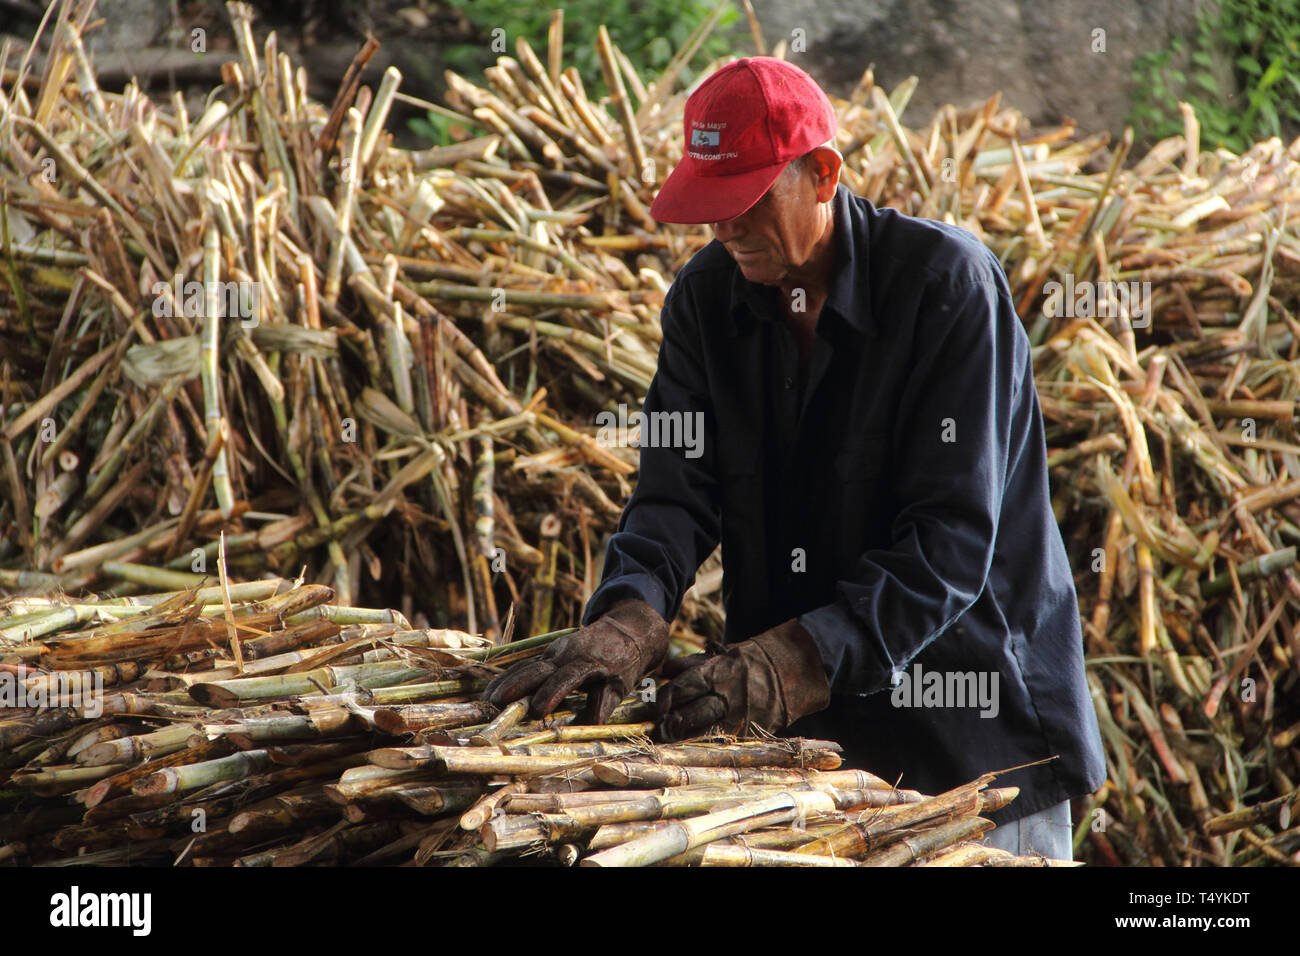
[1,0,1299,865]
[0,0,717,649]
[0,578,1059,867]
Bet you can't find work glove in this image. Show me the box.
[483,598,671,724]
[655,619,831,742]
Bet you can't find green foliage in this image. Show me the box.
[408,108,482,148]
[411,0,739,144]
[1128,0,1300,153]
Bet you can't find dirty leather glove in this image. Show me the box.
[483,598,671,724]
[655,619,831,741]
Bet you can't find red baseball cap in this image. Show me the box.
[650,57,838,225]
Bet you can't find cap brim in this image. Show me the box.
[650,161,787,225]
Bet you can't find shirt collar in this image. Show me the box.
[726,184,876,338]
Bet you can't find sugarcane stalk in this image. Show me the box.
[468,698,527,745]
[688,822,848,857]
[591,762,894,791]
[358,65,402,169]
[1205,789,1299,836]
[858,816,996,866]
[202,709,359,742]
[985,853,1083,867]
[586,820,678,850]
[0,709,81,750]
[132,749,273,796]
[371,741,640,773]
[669,844,856,867]
[469,424,500,643]
[581,790,837,867]
[459,781,526,831]
[919,843,1010,866]
[189,660,429,706]
[359,626,491,662]
[61,722,134,763]
[323,108,362,304]
[197,225,236,518]
[594,26,646,180]
[794,777,996,857]
[394,783,486,817]
[324,765,429,803]
[528,513,561,638]
[1200,547,1297,598]
[367,679,488,705]
[371,700,497,735]
[166,421,226,562]
[11,762,132,795]
[78,723,198,767]
[506,720,657,746]
[285,603,409,627]
[223,790,340,837]
[99,561,208,591]
[265,738,374,766]
[470,626,575,662]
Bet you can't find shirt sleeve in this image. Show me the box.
[581,285,721,626]
[798,272,1023,695]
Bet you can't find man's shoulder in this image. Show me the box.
[857,194,1005,292]
[657,240,739,334]
[669,239,737,296]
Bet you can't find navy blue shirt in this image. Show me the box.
[583,184,1106,822]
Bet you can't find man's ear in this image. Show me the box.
[809,146,842,202]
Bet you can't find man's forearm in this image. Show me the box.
[583,568,670,625]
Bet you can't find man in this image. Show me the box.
[485,57,1106,860]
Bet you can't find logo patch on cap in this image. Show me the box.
[687,123,735,161]
[690,127,720,150]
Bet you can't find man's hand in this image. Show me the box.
[655,619,831,741]
[483,598,671,724]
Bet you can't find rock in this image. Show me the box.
[742,0,1226,135]
[82,0,173,53]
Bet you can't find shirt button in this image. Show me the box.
[784,376,794,390]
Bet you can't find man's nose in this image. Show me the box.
[712,216,744,242]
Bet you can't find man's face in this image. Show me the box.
[710,160,824,286]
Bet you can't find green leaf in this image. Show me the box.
[1257,57,1286,92]
[1235,55,1262,76]
[1194,72,1220,93]
[1259,99,1280,136]
[648,36,672,65]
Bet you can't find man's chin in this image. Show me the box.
[735,260,782,285]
